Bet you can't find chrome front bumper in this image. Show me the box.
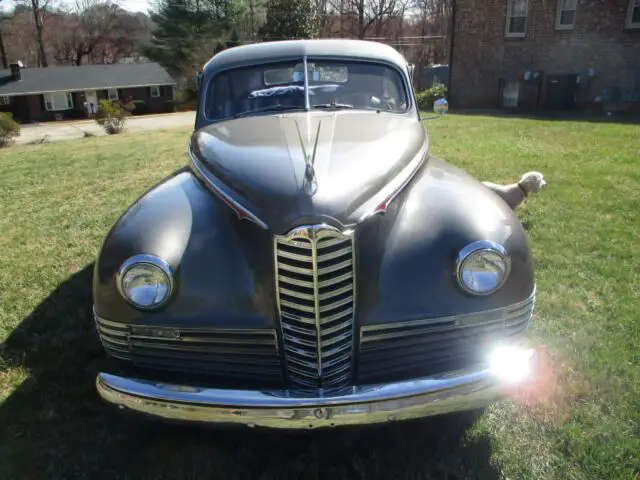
[97,347,535,429]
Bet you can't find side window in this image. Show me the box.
[382,70,405,110]
[208,74,233,119]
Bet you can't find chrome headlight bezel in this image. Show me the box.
[455,241,511,296]
[116,254,174,310]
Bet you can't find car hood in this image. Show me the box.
[190,111,428,234]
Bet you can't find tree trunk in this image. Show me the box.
[31,1,48,67]
[249,0,254,38]
[357,0,365,38]
[0,25,8,70]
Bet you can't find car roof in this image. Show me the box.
[202,39,409,74]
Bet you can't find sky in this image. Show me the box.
[1,0,152,14]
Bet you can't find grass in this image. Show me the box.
[0,116,639,479]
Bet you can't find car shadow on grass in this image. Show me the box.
[0,264,501,480]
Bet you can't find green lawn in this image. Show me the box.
[0,116,638,479]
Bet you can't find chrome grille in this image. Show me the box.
[275,225,356,388]
[94,314,282,384]
[358,292,536,384]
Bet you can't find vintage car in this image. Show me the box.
[93,39,537,429]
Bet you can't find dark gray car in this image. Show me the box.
[93,39,537,429]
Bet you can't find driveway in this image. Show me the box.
[15,111,196,145]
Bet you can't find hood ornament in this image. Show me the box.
[295,120,321,196]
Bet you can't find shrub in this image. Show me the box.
[415,83,448,111]
[94,99,135,134]
[0,112,20,147]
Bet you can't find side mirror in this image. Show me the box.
[408,64,415,80]
[195,72,203,91]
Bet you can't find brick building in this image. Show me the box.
[450,0,640,113]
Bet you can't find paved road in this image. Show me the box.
[15,111,196,146]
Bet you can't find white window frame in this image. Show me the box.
[0,96,10,105]
[506,0,529,38]
[556,0,577,30]
[627,0,640,28]
[44,92,74,111]
[150,86,161,98]
[107,88,119,100]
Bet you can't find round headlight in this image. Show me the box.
[456,241,510,295]
[117,255,174,309]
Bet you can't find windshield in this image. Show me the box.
[204,58,409,121]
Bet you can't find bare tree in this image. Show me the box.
[327,0,407,39]
[50,0,134,65]
[15,0,53,66]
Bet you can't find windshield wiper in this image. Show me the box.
[233,104,304,118]
[312,103,355,110]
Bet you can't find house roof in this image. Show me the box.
[0,62,176,96]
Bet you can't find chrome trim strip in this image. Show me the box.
[318,259,352,276]
[317,246,352,262]
[278,274,314,288]
[357,145,428,223]
[318,284,353,301]
[277,262,314,275]
[277,249,315,262]
[319,297,353,313]
[276,238,314,249]
[279,287,316,301]
[360,289,536,344]
[310,227,324,379]
[303,55,310,110]
[188,147,268,230]
[281,311,316,325]
[318,272,353,288]
[96,349,534,429]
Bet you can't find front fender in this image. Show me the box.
[355,156,535,327]
[92,170,276,329]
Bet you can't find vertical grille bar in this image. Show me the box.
[274,225,355,388]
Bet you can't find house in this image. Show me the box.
[449,0,640,113]
[0,62,177,123]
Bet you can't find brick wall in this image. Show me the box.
[451,0,640,110]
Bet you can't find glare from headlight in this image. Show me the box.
[456,241,510,295]
[117,255,173,309]
[488,345,535,383]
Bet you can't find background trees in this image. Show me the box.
[261,0,318,40]
[1,0,451,98]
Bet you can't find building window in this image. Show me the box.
[557,0,577,29]
[44,92,74,111]
[628,0,640,28]
[506,0,528,37]
[0,96,10,105]
[150,86,161,98]
[107,88,119,100]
